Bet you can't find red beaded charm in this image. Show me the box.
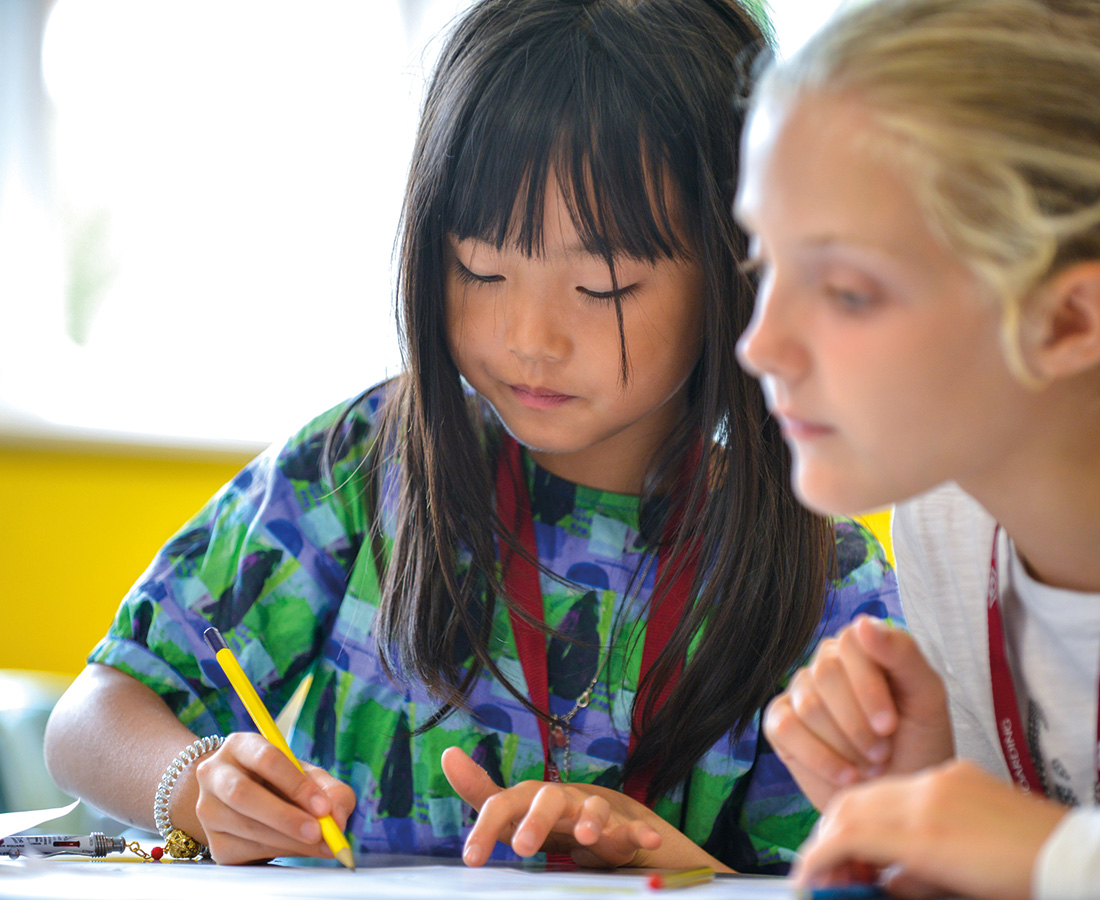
[549,724,567,748]
[151,845,164,860]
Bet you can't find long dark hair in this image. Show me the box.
[359,0,834,801]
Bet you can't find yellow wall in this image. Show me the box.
[1,444,253,675]
[862,508,894,563]
[2,442,893,677]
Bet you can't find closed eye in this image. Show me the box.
[577,283,640,303]
[452,258,503,285]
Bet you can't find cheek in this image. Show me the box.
[444,287,478,356]
[633,284,705,370]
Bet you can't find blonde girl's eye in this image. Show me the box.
[452,257,503,285]
[825,283,878,313]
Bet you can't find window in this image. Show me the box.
[0,0,843,447]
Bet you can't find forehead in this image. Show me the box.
[737,91,991,306]
[737,93,913,231]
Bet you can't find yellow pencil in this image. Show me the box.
[647,866,716,890]
[203,627,356,870]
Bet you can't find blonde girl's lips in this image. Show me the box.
[776,413,834,440]
[510,384,575,410]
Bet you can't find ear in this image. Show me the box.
[1021,261,1100,381]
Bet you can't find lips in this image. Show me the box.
[773,410,834,440]
[510,383,575,409]
[513,383,570,398]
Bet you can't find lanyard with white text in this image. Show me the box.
[986,526,1100,796]
[495,433,699,806]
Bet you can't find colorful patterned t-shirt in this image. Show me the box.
[89,383,901,871]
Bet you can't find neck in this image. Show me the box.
[528,444,650,495]
[525,400,689,496]
[959,410,1100,593]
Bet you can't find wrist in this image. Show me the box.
[153,735,223,857]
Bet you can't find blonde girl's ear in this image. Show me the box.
[1020,261,1100,382]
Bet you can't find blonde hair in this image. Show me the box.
[755,0,1100,380]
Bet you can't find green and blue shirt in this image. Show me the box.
[89,382,901,871]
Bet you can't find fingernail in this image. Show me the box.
[464,844,483,866]
[513,831,536,856]
[835,766,859,786]
[866,740,890,763]
[310,795,328,816]
[870,712,894,735]
[301,820,321,842]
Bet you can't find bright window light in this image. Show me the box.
[0,0,843,447]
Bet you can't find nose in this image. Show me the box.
[504,289,570,363]
[735,275,807,382]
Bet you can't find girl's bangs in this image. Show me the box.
[442,42,695,263]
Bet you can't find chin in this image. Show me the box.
[490,411,578,457]
[792,469,887,519]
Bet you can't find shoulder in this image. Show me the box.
[892,482,995,601]
[893,482,995,567]
[267,379,398,489]
[190,380,401,541]
[888,485,994,683]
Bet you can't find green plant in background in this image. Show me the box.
[63,206,116,346]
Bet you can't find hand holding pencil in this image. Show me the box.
[195,627,357,868]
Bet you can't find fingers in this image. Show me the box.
[851,617,947,722]
[194,733,353,864]
[505,785,660,868]
[792,761,1062,900]
[513,785,581,855]
[441,746,501,811]
[461,779,555,864]
[765,619,901,795]
[442,746,661,869]
[571,805,662,867]
[764,692,864,802]
[791,780,909,891]
[808,617,905,755]
[302,761,357,827]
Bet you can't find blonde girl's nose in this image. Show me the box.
[736,282,805,382]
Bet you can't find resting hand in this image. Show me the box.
[191,732,356,865]
[793,760,1069,900]
[763,616,953,809]
[442,746,724,870]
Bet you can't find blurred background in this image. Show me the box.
[1,0,874,829]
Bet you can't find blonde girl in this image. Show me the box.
[736,1,1100,898]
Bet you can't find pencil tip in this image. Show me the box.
[334,847,356,871]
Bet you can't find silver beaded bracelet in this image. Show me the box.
[153,735,225,842]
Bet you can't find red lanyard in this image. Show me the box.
[495,434,700,807]
[987,526,1100,796]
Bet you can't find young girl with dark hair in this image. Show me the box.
[44,0,897,873]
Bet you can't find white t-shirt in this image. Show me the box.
[893,482,1100,900]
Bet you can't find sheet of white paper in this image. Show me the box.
[0,801,81,840]
[0,859,800,900]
